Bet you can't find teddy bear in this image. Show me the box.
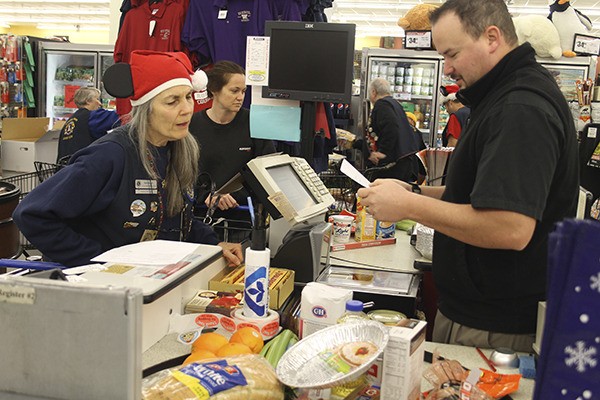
[512,15,562,60]
[397,4,440,31]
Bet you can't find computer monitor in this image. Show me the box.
[262,21,356,103]
[241,153,334,225]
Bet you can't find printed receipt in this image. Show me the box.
[340,159,371,188]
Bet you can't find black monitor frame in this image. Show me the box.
[261,21,356,104]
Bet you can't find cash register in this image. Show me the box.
[234,153,334,284]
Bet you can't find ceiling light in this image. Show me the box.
[333,1,417,10]
[0,23,10,28]
[3,0,110,3]
[3,8,109,16]
[36,23,108,31]
[5,16,110,24]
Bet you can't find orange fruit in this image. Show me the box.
[216,342,253,357]
[191,332,229,354]
[229,326,264,353]
[182,349,217,365]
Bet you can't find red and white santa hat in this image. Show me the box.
[439,84,460,104]
[129,51,207,106]
[102,50,208,106]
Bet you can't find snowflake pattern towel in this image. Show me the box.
[534,219,600,400]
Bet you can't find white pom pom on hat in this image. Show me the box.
[439,84,460,104]
[191,69,208,92]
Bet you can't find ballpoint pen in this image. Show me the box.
[476,347,497,372]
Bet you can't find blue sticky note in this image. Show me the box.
[249,104,301,141]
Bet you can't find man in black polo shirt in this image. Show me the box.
[357,0,579,352]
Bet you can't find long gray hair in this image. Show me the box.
[127,101,199,217]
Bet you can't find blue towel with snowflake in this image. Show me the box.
[534,219,600,400]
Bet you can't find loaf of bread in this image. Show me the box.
[142,354,283,400]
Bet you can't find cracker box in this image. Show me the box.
[209,266,294,310]
[380,319,427,400]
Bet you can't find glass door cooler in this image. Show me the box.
[37,42,114,127]
[358,48,444,147]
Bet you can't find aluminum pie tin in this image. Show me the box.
[276,320,389,389]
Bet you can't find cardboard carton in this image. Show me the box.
[380,319,427,400]
[1,118,59,172]
[209,266,294,310]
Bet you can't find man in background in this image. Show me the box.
[57,87,119,163]
[357,0,578,352]
[364,77,420,182]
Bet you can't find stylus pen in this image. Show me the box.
[246,197,255,227]
[476,347,497,372]
[0,259,66,271]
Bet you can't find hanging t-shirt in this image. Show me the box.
[182,0,275,68]
[114,0,185,115]
[273,0,308,20]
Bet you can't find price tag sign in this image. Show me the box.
[404,30,433,50]
[573,34,600,56]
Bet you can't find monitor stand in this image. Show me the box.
[270,221,331,284]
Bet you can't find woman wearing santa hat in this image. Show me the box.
[439,84,470,147]
[13,51,243,268]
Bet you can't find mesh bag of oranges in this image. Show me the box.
[184,328,264,364]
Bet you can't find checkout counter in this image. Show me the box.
[142,333,535,400]
[0,153,536,399]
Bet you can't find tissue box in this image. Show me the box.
[208,266,294,310]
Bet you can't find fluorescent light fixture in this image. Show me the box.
[36,23,109,31]
[330,14,400,23]
[3,8,109,16]
[333,1,417,10]
[4,16,110,24]
[355,25,404,38]
[3,0,110,3]
[0,23,10,28]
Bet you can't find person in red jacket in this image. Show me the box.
[439,84,470,147]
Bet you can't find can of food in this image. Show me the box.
[367,309,407,326]
[376,221,396,239]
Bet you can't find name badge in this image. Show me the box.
[135,179,158,194]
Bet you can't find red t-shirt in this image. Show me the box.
[445,113,463,140]
[114,0,185,115]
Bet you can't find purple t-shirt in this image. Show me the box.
[182,0,276,67]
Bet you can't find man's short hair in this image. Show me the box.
[369,77,391,97]
[74,87,101,108]
[430,0,518,47]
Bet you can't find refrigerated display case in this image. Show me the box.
[537,56,597,103]
[358,47,444,147]
[37,42,114,127]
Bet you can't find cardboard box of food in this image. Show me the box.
[1,118,59,172]
[380,319,427,400]
[208,266,294,310]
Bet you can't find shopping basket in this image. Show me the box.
[0,161,64,252]
[318,161,359,216]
